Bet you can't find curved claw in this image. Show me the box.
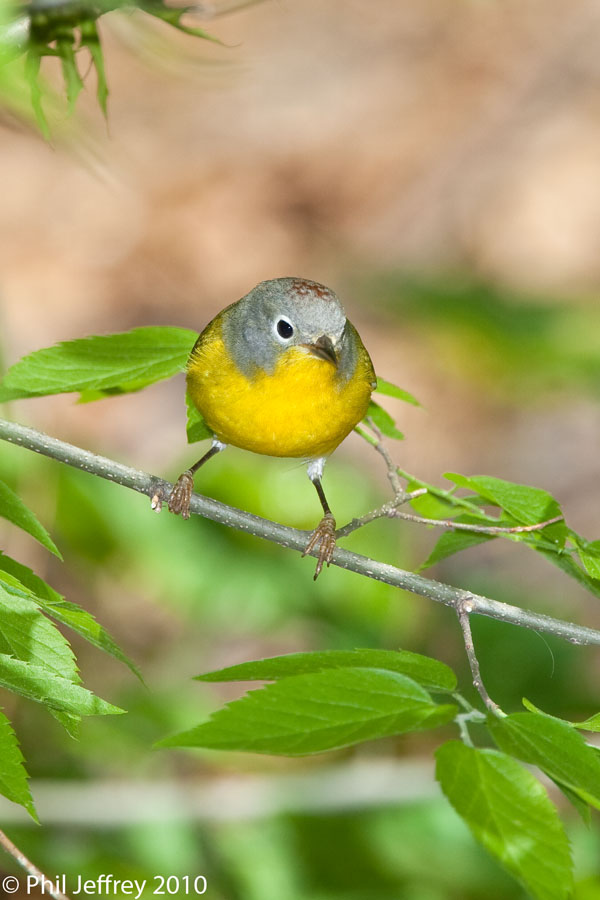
[302,512,337,580]
[167,470,194,519]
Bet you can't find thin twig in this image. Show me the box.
[336,488,427,538]
[0,829,71,900]
[364,418,405,497]
[387,509,563,535]
[457,600,502,715]
[337,501,561,539]
[1,417,600,648]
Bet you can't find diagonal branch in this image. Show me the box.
[1,416,600,649]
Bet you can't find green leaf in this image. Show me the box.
[0,554,140,680]
[573,538,600,580]
[186,390,213,444]
[445,473,562,528]
[50,709,81,740]
[0,708,37,821]
[1,326,196,399]
[488,710,600,811]
[365,400,404,440]
[79,19,108,117]
[196,649,457,693]
[24,48,49,140]
[418,530,493,570]
[572,712,600,733]
[159,667,457,755]
[0,653,124,717]
[0,584,79,683]
[0,384,27,403]
[521,697,545,715]
[436,741,572,900]
[0,478,61,558]
[56,31,83,113]
[375,377,420,407]
[516,711,592,823]
[400,470,499,522]
[549,777,592,825]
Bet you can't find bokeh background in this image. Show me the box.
[1,0,600,897]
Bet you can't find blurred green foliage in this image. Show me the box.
[360,272,600,401]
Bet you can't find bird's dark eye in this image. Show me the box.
[277,319,294,339]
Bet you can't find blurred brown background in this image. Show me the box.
[3,0,600,493]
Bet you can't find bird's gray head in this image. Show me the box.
[222,277,351,377]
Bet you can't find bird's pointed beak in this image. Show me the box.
[305,335,338,366]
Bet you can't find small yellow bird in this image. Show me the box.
[168,277,376,577]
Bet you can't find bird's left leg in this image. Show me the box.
[302,458,337,580]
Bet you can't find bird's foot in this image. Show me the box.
[303,512,337,580]
[167,470,195,519]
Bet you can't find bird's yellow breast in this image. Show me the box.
[186,314,374,459]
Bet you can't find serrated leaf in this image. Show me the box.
[1,326,196,399]
[186,390,213,444]
[0,478,61,558]
[375,377,421,407]
[159,667,457,755]
[196,649,457,693]
[488,710,600,811]
[436,741,572,900]
[418,530,492,571]
[445,473,562,528]
[0,583,79,683]
[366,401,404,440]
[0,653,123,716]
[0,554,140,680]
[0,708,37,821]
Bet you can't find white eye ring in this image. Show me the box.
[274,316,295,342]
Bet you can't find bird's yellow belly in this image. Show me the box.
[187,330,372,459]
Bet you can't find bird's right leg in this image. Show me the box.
[163,439,226,519]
